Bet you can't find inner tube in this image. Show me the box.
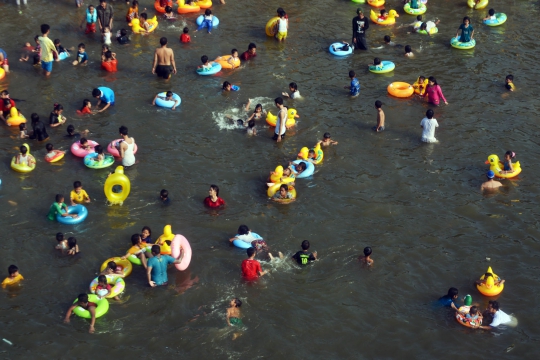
[89,275,125,298]
[71,140,98,157]
[369,61,395,74]
[387,82,414,98]
[233,232,263,249]
[100,257,133,277]
[292,160,315,178]
[72,294,109,319]
[329,42,353,56]
[84,153,115,169]
[450,37,476,50]
[404,3,426,15]
[171,234,192,271]
[107,139,138,158]
[196,62,221,75]
[455,308,482,328]
[196,15,219,27]
[265,17,279,37]
[417,26,438,35]
[483,13,507,27]
[45,150,65,163]
[155,92,181,108]
[57,204,88,225]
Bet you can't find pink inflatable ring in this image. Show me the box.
[107,139,139,158]
[171,234,192,271]
[71,140,98,157]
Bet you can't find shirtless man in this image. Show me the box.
[152,37,177,80]
[481,170,502,192]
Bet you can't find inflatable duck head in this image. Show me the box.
[476,266,504,296]
[288,108,299,120]
[485,154,522,179]
[485,154,501,167]
[370,9,399,25]
[270,165,284,184]
[157,225,174,254]
[6,107,27,127]
[297,147,309,161]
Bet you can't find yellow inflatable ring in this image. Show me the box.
[216,55,240,70]
[370,9,399,26]
[155,225,175,255]
[266,16,279,37]
[195,0,212,9]
[100,256,133,277]
[413,77,429,95]
[129,16,158,34]
[468,0,488,9]
[178,0,200,14]
[6,107,27,127]
[267,183,297,201]
[104,166,131,204]
[387,82,414,98]
[11,143,36,173]
[367,0,385,7]
[477,266,504,296]
[485,154,522,179]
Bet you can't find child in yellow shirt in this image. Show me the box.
[1,265,24,288]
[70,180,91,205]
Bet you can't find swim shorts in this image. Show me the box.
[155,65,173,79]
[272,133,286,141]
[276,31,287,41]
[41,60,53,72]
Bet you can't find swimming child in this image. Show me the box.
[369,57,383,70]
[72,43,88,66]
[55,232,67,250]
[272,184,295,203]
[117,29,130,45]
[14,144,35,168]
[505,75,514,91]
[100,261,125,277]
[245,100,266,121]
[93,145,105,162]
[66,124,90,138]
[101,50,117,72]
[438,287,460,311]
[241,43,256,60]
[121,234,153,269]
[94,275,115,299]
[373,100,385,132]
[332,41,351,52]
[241,247,268,281]
[48,194,77,221]
[126,0,139,22]
[404,45,413,57]
[64,294,97,333]
[417,20,439,35]
[456,16,474,43]
[483,8,496,21]
[180,27,191,43]
[215,49,240,70]
[152,91,180,110]
[198,55,215,70]
[163,6,176,20]
[407,0,420,9]
[45,143,65,161]
[79,137,92,151]
[466,306,482,323]
[288,161,306,177]
[500,151,516,175]
[160,189,170,204]
[77,99,94,115]
[292,240,317,266]
[49,103,67,127]
[275,9,288,41]
[138,13,153,34]
[424,76,448,106]
[195,9,214,34]
[19,42,35,62]
[475,272,505,287]
[282,82,301,99]
[229,225,268,252]
[319,132,338,146]
[1,265,24,288]
[226,298,243,327]
[246,120,256,136]
[141,226,152,244]
[345,70,360,97]
[358,246,374,266]
[222,81,239,92]
[378,10,388,22]
[204,184,226,208]
[383,35,396,46]
[19,123,29,139]
[103,27,112,45]
[413,76,427,96]
[83,4,97,34]
[66,237,79,256]
[53,39,71,61]
[70,180,91,205]
[33,35,41,65]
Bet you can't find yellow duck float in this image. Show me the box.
[297,143,324,165]
[268,165,295,186]
[155,225,175,255]
[129,16,158,34]
[370,9,399,26]
[477,266,504,296]
[485,154,521,179]
[468,0,488,10]
[6,107,27,127]
[266,108,299,128]
[11,143,36,173]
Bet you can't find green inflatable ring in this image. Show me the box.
[72,294,109,319]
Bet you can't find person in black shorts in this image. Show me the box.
[292,240,317,266]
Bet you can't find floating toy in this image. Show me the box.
[292,160,315,178]
[127,245,152,265]
[266,108,298,128]
[155,92,181,108]
[265,16,279,37]
[367,0,385,7]
[0,68,5,80]
[58,52,70,61]
[329,42,353,56]
[216,55,239,70]
[101,60,117,72]
[195,0,212,9]
[404,3,426,15]
[154,0,172,13]
[129,16,158,34]
[485,154,521,179]
[456,308,482,328]
[269,165,295,185]
[413,77,429,95]
[57,204,88,225]
[71,140,98,157]
[84,153,115,169]
[196,62,221,75]
[171,234,192,271]
[387,82,414,98]
[107,139,138,158]
[484,13,507,26]
[450,37,476,49]
[196,15,219,27]
[477,266,505,296]
[11,143,35,173]
[6,107,26,127]
[45,150,65,163]
[297,143,324,165]
[155,225,175,255]
[418,26,438,35]
[89,275,125,298]
[104,166,131,205]
[369,61,395,74]
[178,0,200,14]
[100,257,133,277]
[72,294,109,319]
[267,183,297,202]
[232,232,263,249]
[370,9,399,25]
[351,0,366,3]
[468,0,488,10]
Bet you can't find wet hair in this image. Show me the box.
[278,10,285,17]
[420,23,427,31]
[53,103,63,112]
[132,0,138,5]
[233,298,242,307]
[67,124,75,135]
[505,150,516,159]
[405,45,412,53]
[488,8,495,16]
[210,184,220,196]
[363,247,372,256]
[34,35,40,42]
[94,145,103,154]
[97,275,107,284]
[380,9,387,16]
[140,12,148,20]
[463,16,470,23]
[41,24,50,35]
[160,37,167,46]
[308,149,316,156]
[426,109,434,119]
[141,226,152,237]
[254,104,263,113]
[419,76,425,82]
[104,51,112,59]
[373,57,381,65]
[31,114,39,123]
[296,162,306,171]
[289,82,298,91]
[121,29,128,36]
[416,15,422,21]
[205,9,212,16]
[237,225,250,235]
[131,233,141,245]
[81,99,91,111]
[274,97,284,106]
[46,143,53,151]
[375,100,382,109]
[92,88,101,97]
[119,125,128,136]
[53,39,61,46]
[101,45,110,52]
[73,181,83,189]
[8,265,18,275]
[20,145,28,154]
[107,261,117,271]
[201,55,209,64]
[248,120,255,128]
[349,70,356,78]
[222,81,231,89]
[279,184,288,192]
[3,98,11,106]
[78,293,89,303]
[506,74,513,81]
[428,76,438,85]
[183,27,189,34]
[80,138,88,145]
[55,194,64,202]
[301,240,310,250]
[246,247,256,257]
[165,5,172,12]
[88,4,94,10]
[78,43,85,49]
[447,287,459,297]
[231,49,238,55]
[160,189,169,198]
[324,132,331,139]
[56,232,64,241]
[166,91,173,97]
[384,35,391,43]
[19,123,26,131]
[470,306,478,315]
[151,245,160,256]
[0,90,8,96]
[491,301,500,310]
[248,42,256,50]
[68,237,77,249]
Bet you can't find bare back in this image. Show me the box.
[155,47,174,66]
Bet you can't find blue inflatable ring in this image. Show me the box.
[233,232,263,249]
[58,51,70,61]
[196,15,219,27]
[155,92,181,108]
[369,61,395,74]
[292,160,315,178]
[329,42,353,56]
[57,204,88,225]
[197,62,222,75]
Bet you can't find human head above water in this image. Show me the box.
[8,265,19,276]
[301,240,310,250]
[246,247,256,258]
[505,150,515,159]
[119,125,129,136]
[237,225,250,235]
[426,109,434,119]
[363,246,372,256]
[160,37,167,46]
[447,287,459,299]
[41,24,50,35]
[201,55,209,64]
[209,184,220,197]
[349,70,356,79]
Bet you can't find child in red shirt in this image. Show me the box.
[180,27,191,43]
[241,248,268,281]
[77,99,93,115]
[204,184,225,208]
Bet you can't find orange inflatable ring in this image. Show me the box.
[455,307,482,328]
[387,82,414,98]
[216,55,241,69]
[177,0,200,14]
[155,0,172,13]
[101,60,118,72]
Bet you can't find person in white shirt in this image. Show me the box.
[420,109,439,143]
[476,301,512,329]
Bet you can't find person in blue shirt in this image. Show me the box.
[344,70,360,97]
[72,43,88,66]
[146,245,184,287]
[92,86,115,113]
[438,287,460,311]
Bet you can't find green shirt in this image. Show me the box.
[47,202,66,221]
